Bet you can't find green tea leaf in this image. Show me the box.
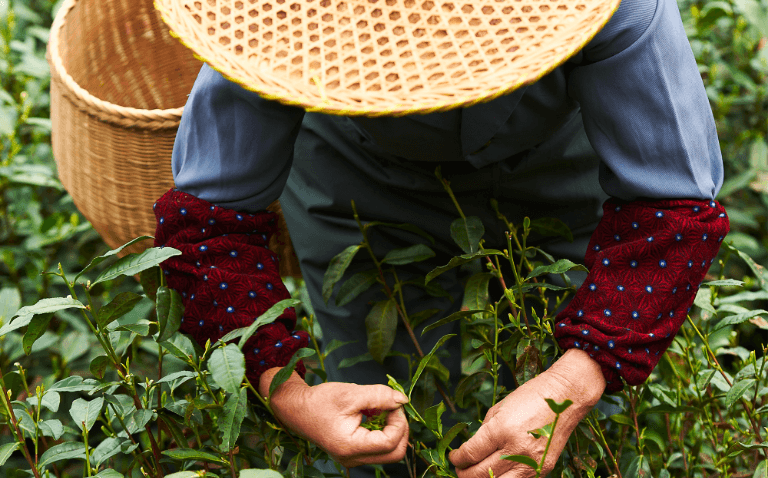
[529,217,574,242]
[525,259,588,280]
[22,312,54,355]
[409,334,455,399]
[702,279,744,287]
[239,470,284,478]
[157,371,197,384]
[726,379,756,408]
[422,309,484,335]
[165,472,204,478]
[515,346,542,385]
[462,272,492,312]
[91,437,123,468]
[501,454,538,469]
[49,376,99,393]
[438,422,468,459]
[725,243,768,291]
[124,409,154,434]
[39,419,64,440]
[714,310,768,330]
[160,333,198,364]
[269,348,316,398]
[455,372,487,407]
[27,390,61,413]
[623,455,651,478]
[92,247,182,286]
[15,297,85,317]
[424,401,446,436]
[75,236,154,283]
[220,387,248,451]
[545,398,573,414]
[450,216,485,253]
[0,287,21,324]
[366,299,399,364]
[324,339,355,356]
[0,313,32,337]
[70,397,104,432]
[90,355,111,379]
[139,266,161,301]
[322,244,361,304]
[382,244,436,265]
[93,469,124,478]
[97,292,143,329]
[338,352,373,369]
[156,287,184,342]
[237,298,301,348]
[0,442,20,467]
[426,250,505,284]
[336,269,379,306]
[694,288,717,318]
[161,448,228,464]
[753,458,768,478]
[39,442,86,467]
[208,343,246,394]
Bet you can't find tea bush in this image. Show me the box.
[1,0,767,477]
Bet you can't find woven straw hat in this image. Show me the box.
[155,0,619,116]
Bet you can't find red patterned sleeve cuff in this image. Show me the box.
[554,198,729,393]
[153,188,310,384]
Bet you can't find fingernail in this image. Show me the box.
[395,392,408,403]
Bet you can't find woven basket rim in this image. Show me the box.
[48,0,186,127]
[154,0,621,117]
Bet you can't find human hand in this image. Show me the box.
[449,349,606,478]
[259,369,410,468]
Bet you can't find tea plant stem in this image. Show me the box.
[491,305,500,407]
[627,387,644,454]
[353,203,457,413]
[436,169,466,219]
[0,370,42,478]
[229,449,238,478]
[486,256,507,290]
[83,424,92,477]
[586,415,621,478]
[105,405,152,472]
[535,412,561,478]
[686,316,767,458]
[390,270,458,414]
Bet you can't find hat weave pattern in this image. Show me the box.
[156,0,619,115]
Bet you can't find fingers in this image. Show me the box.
[340,409,411,467]
[345,406,409,456]
[330,408,410,468]
[449,421,496,470]
[350,384,409,412]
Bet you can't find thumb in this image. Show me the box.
[449,422,496,470]
[351,384,409,412]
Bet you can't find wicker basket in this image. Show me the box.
[48,0,302,277]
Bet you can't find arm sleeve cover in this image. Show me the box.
[153,188,310,385]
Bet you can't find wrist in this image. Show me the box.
[258,368,308,398]
[549,348,606,406]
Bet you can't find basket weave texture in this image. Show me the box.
[48,0,302,277]
[155,0,620,116]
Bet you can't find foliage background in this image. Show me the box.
[1,0,768,477]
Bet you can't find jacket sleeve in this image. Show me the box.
[556,0,729,392]
[155,64,310,387]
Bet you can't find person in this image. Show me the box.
[151,0,730,475]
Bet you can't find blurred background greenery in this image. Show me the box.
[0,0,768,475]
